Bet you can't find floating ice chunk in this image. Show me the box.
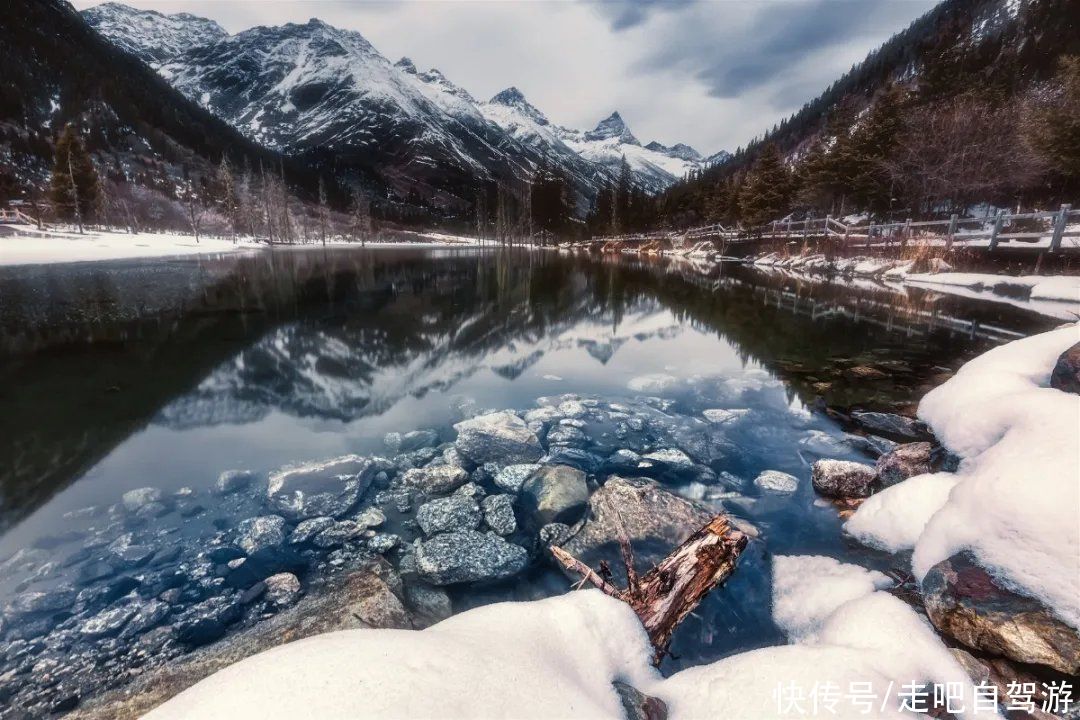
[753,470,799,493]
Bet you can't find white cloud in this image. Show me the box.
[72,0,937,154]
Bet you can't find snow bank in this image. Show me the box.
[844,473,960,553]
[771,555,891,640]
[911,324,1080,627]
[0,228,261,266]
[659,557,977,719]
[145,590,658,720]
[146,563,979,720]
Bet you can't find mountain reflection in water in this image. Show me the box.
[0,248,1057,537]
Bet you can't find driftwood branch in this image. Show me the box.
[550,513,747,666]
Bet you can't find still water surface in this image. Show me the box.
[0,247,1059,691]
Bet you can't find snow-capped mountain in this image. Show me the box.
[81,3,721,209]
[80,2,227,63]
[556,113,702,194]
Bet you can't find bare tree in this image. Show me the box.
[885,94,1039,214]
[183,172,206,242]
[349,187,372,246]
[317,176,329,246]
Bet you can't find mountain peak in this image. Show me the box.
[490,87,527,106]
[81,2,228,63]
[645,141,702,162]
[585,112,638,145]
[395,57,418,74]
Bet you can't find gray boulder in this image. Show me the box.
[481,494,517,536]
[614,681,669,720]
[415,531,528,585]
[923,553,1080,675]
[401,465,469,495]
[560,476,714,584]
[876,442,933,487]
[267,455,377,520]
[235,515,286,555]
[80,603,138,639]
[416,496,482,536]
[453,411,542,465]
[493,463,539,494]
[811,460,877,498]
[312,520,364,548]
[404,582,453,623]
[288,517,335,545]
[520,464,589,526]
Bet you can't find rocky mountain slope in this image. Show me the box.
[80,2,720,212]
[0,0,314,204]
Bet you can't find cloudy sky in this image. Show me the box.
[73,0,937,155]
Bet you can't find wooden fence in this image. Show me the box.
[591,204,1079,254]
[0,208,39,225]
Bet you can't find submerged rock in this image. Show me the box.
[923,553,1080,675]
[1050,341,1080,394]
[875,442,933,487]
[452,411,542,465]
[415,531,528,585]
[851,411,927,442]
[559,476,714,583]
[416,496,482,536]
[399,429,440,452]
[520,465,589,526]
[288,517,335,545]
[267,455,377,520]
[215,469,256,496]
[121,487,165,513]
[811,460,877,498]
[401,465,469,495]
[235,516,286,555]
[753,470,799,494]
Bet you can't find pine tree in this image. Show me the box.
[49,124,101,233]
[738,144,792,226]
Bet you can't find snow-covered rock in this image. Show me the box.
[875,442,933,487]
[912,324,1080,628]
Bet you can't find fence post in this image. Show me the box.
[946,213,958,251]
[1049,204,1071,254]
[988,209,1005,251]
[901,218,911,248]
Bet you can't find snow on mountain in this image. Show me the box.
[80,2,227,64]
[557,113,702,194]
[478,88,612,206]
[82,3,722,205]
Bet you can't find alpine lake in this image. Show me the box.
[0,246,1062,716]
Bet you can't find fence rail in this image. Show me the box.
[590,204,1079,254]
[0,208,39,225]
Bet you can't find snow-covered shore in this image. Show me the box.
[0,227,482,267]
